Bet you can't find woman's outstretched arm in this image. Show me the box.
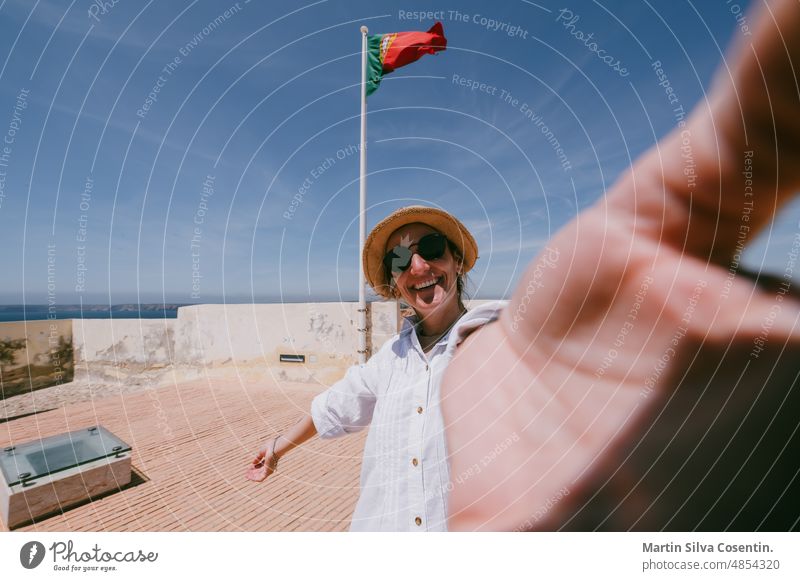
[248,352,381,481]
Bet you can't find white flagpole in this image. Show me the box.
[358,25,369,365]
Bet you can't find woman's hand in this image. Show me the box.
[245,416,318,483]
[246,437,280,482]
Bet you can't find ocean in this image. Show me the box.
[0,305,181,323]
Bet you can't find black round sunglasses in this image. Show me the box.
[383,233,448,276]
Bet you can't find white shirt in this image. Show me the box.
[311,302,504,531]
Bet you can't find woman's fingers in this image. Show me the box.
[246,446,279,482]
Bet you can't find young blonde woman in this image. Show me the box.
[248,206,502,531]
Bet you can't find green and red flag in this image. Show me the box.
[366,22,447,96]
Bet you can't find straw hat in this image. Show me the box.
[362,205,479,298]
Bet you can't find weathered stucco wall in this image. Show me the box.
[0,319,73,398]
[72,319,175,366]
[2,300,506,394]
[173,302,399,384]
[368,301,400,352]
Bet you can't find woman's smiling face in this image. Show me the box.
[384,222,461,317]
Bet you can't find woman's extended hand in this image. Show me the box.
[245,416,318,483]
[246,437,279,482]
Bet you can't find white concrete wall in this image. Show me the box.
[72,318,175,366]
[0,319,72,368]
[369,301,400,352]
[8,300,508,389]
[0,319,73,396]
[173,302,400,384]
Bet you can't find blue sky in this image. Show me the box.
[0,0,797,304]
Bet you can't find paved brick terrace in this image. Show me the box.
[1,377,365,531]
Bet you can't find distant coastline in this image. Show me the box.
[0,304,184,323]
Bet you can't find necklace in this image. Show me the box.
[418,332,443,352]
[416,308,467,350]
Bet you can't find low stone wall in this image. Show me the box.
[2,300,505,396]
[0,320,73,399]
[173,302,398,384]
[367,301,400,352]
[73,318,175,366]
